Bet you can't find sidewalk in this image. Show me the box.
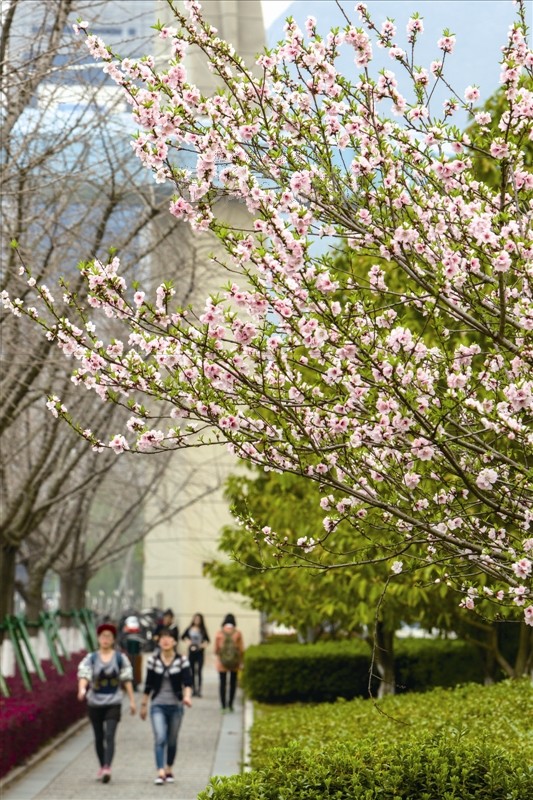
[0,664,246,800]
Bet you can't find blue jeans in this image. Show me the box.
[150,704,184,770]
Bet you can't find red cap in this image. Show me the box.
[97,622,117,637]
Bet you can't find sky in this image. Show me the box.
[259,0,517,124]
[260,0,293,28]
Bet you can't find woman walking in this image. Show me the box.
[140,628,193,785]
[181,613,210,697]
[77,622,136,783]
[215,614,244,713]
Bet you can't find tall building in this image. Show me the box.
[141,1,266,648]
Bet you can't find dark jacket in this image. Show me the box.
[153,622,179,641]
[143,652,192,701]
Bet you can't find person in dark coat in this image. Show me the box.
[153,608,179,646]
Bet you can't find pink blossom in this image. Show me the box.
[407,17,424,36]
[476,468,498,490]
[404,472,420,489]
[512,558,532,579]
[475,111,492,125]
[72,20,88,34]
[289,171,312,196]
[493,251,512,273]
[109,434,129,453]
[297,536,316,553]
[437,34,456,54]
[464,85,480,102]
[490,141,510,159]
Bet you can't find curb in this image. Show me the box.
[0,716,89,794]
[243,699,253,772]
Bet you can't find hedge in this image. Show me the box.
[0,652,87,778]
[198,680,533,799]
[199,737,531,799]
[242,638,485,702]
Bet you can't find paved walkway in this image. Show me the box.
[0,661,246,800]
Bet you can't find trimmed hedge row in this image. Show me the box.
[242,638,485,702]
[249,679,532,769]
[0,652,87,779]
[394,637,486,692]
[200,737,531,799]
[198,680,533,800]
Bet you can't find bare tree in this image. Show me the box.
[0,0,220,620]
[16,451,220,617]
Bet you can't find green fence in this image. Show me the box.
[0,609,97,697]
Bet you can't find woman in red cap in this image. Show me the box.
[77,622,136,783]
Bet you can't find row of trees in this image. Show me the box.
[0,0,221,623]
[3,0,532,675]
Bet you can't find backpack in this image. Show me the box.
[89,650,125,693]
[219,630,240,670]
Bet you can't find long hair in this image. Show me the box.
[191,613,209,638]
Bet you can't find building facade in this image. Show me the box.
[142,1,266,649]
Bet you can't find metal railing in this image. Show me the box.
[0,609,96,697]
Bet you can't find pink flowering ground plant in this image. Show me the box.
[4,0,532,625]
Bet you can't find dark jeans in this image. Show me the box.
[219,670,237,710]
[189,649,204,694]
[88,704,121,767]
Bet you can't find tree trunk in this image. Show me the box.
[514,622,533,677]
[296,625,321,644]
[59,564,90,618]
[23,568,47,627]
[371,623,396,697]
[0,541,17,623]
[463,621,533,685]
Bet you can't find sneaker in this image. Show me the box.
[154,776,165,785]
[96,767,105,781]
[102,767,111,784]
[165,773,175,783]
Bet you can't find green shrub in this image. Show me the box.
[200,682,532,799]
[199,737,532,799]
[394,638,486,692]
[250,680,532,767]
[242,639,377,703]
[242,638,485,703]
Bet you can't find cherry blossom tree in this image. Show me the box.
[5,0,532,628]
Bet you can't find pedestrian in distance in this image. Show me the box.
[140,628,193,785]
[214,613,244,713]
[181,613,210,697]
[153,607,179,647]
[77,622,136,784]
